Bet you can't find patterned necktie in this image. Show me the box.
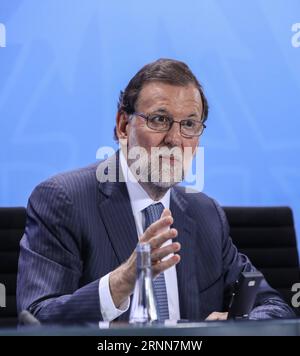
[143,203,170,321]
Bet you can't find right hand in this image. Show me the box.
[109,208,181,308]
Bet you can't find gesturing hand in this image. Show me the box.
[109,208,181,308]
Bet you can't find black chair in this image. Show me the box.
[0,206,299,327]
[224,206,300,315]
[0,207,26,328]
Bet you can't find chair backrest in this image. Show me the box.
[0,206,299,327]
[0,207,26,328]
[223,206,300,315]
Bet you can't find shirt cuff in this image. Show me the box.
[99,272,130,322]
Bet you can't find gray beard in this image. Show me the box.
[142,159,184,190]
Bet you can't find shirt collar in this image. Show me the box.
[119,149,170,215]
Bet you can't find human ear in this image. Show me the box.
[116,112,129,140]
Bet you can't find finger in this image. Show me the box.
[205,312,219,321]
[221,312,228,320]
[141,216,174,243]
[161,208,172,219]
[151,242,181,262]
[150,228,178,249]
[205,312,228,321]
[152,254,181,276]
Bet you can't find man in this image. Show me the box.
[17,59,294,323]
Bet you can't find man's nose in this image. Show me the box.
[164,121,182,147]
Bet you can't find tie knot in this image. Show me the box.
[144,203,164,230]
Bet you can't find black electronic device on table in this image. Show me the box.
[227,271,264,319]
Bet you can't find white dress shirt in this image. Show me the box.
[98,151,180,322]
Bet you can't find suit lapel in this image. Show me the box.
[171,188,200,320]
[97,153,138,264]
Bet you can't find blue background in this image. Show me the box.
[0,0,299,249]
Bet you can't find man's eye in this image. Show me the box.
[151,116,169,123]
[183,119,196,128]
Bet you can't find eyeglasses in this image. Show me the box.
[131,112,206,137]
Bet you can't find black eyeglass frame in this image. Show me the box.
[130,112,206,137]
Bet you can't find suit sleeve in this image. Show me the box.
[17,178,103,324]
[212,199,295,319]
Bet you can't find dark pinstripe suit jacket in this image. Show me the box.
[17,154,292,323]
